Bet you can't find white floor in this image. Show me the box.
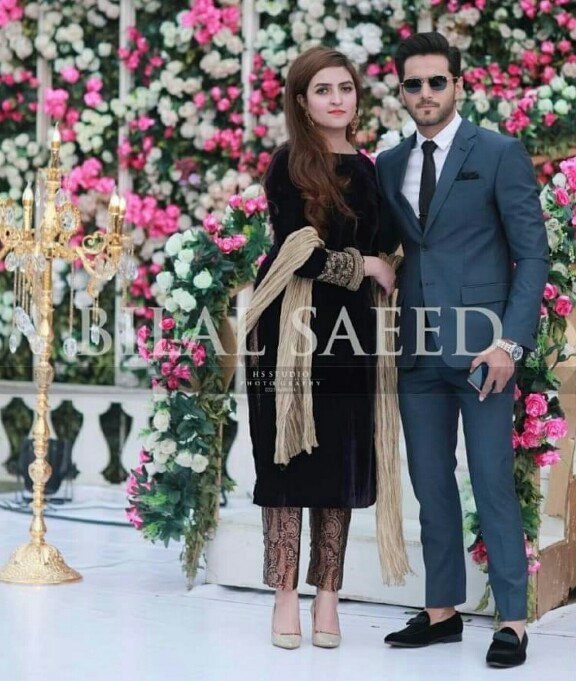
[0,491,575,681]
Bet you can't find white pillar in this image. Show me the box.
[241,0,259,141]
[115,0,136,386]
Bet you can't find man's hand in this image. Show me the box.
[470,345,515,402]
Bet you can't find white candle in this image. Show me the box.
[51,124,61,145]
[23,184,34,203]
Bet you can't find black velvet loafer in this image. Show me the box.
[486,627,528,668]
[384,610,463,648]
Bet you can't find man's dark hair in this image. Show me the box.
[395,32,461,82]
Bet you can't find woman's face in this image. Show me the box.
[301,66,357,132]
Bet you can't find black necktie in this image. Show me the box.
[419,140,437,229]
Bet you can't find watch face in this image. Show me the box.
[512,345,523,362]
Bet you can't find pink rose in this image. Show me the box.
[521,431,542,449]
[470,539,488,565]
[228,194,243,209]
[514,384,522,401]
[60,66,80,83]
[544,418,567,440]
[534,451,561,467]
[153,339,172,359]
[528,559,541,574]
[126,474,139,496]
[543,283,558,300]
[560,158,576,191]
[44,88,69,119]
[160,317,175,331]
[554,187,570,206]
[554,295,573,317]
[139,449,151,464]
[126,505,143,529]
[524,393,548,417]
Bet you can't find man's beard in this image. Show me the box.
[409,97,455,128]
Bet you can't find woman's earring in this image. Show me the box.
[350,112,359,135]
[305,110,315,127]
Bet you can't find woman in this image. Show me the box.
[245,47,408,649]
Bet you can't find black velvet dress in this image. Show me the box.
[246,146,380,508]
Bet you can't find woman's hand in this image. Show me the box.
[363,256,395,296]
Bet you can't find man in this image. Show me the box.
[376,32,548,668]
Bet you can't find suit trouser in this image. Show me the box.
[262,507,351,591]
[398,350,528,621]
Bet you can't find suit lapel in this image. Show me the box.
[424,120,477,234]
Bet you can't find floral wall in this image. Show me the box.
[1,0,576,604]
[1,0,574,385]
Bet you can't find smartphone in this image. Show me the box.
[467,363,489,392]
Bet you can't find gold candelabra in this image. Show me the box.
[0,126,134,584]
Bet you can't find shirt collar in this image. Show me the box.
[416,112,462,152]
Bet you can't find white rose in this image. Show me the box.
[172,288,197,312]
[164,297,178,313]
[538,85,552,99]
[153,410,170,432]
[152,385,169,402]
[193,270,213,289]
[242,184,262,199]
[550,76,567,92]
[547,229,560,251]
[143,430,160,451]
[175,450,193,467]
[191,453,209,473]
[178,248,195,263]
[554,99,570,116]
[562,85,576,101]
[377,130,401,151]
[156,271,174,291]
[537,98,553,113]
[552,173,566,188]
[159,439,177,456]
[174,260,190,280]
[153,449,170,464]
[165,233,184,257]
[497,101,512,118]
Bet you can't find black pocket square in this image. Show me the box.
[456,170,480,181]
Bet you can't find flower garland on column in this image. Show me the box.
[126,189,270,582]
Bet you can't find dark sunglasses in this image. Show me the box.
[401,75,458,94]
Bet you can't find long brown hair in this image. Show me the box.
[268,47,362,238]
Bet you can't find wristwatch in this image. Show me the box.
[496,339,524,362]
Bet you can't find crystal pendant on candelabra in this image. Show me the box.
[29,334,45,355]
[5,252,18,272]
[4,205,15,228]
[35,175,44,206]
[55,188,69,208]
[19,253,31,272]
[63,337,78,358]
[22,317,35,338]
[14,306,26,331]
[34,254,46,273]
[90,324,99,345]
[8,333,20,354]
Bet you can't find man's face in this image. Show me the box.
[399,54,463,133]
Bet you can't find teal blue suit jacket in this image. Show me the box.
[375,118,549,368]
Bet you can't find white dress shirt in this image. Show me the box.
[401,112,463,220]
